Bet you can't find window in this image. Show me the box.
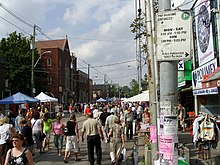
[47,57,52,66]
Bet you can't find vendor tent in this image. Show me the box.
[124,90,149,102]
[35,92,58,102]
[0,92,39,104]
[96,98,107,102]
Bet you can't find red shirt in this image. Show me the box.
[85,107,91,115]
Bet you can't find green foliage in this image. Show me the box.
[0,31,48,95]
[130,79,139,95]
[130,14,147,53]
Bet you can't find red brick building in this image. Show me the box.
[36,38,76,104]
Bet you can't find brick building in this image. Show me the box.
[36,38,76,104]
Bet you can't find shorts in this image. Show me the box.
[44,132,51,139]
[65,135,78,152]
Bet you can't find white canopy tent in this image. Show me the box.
[123,90,149,102]
[35,92,58,118]
[35,92,58,102]
[96,98,107,102]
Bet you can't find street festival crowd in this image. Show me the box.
[0,101,152,165]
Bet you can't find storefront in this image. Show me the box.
[198,66,220,116]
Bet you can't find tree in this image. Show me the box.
[0,31,48,95]
[130,79,139,95]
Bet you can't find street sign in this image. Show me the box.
[156,10,192,61]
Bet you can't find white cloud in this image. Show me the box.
[0,0,139,86]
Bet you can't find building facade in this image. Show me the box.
[36,39,76,104]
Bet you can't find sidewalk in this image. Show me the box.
[127,131,220,165]
[179,131,220,165]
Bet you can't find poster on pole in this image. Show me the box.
[156,10,192,61]
[164,115,178,136]
[159,135,173,160]
[150,126,157,143]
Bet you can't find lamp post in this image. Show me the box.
[31,50,51,96]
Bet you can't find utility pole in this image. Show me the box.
[158,0,178,164]
[104,74,106,98]
[31,25,36,97]
[145,0,158,163]
[88,64,90,103]
[138,0,142,93]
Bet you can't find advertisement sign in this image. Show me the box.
[150,126,157,143]
[193,87,218,95]
[163,115,178,136]
[156,10,192,60]
[195,0,215,66]
[178,71,185,87]
[160,135,173,160]
[192,58,217,90]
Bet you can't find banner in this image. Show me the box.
[195,0,214,66]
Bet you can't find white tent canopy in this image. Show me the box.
[35,92,58,102]
[123,90,149,102]
[96,98,107,102]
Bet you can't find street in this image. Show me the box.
[33,114,136,165]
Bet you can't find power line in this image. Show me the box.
[40,34,135,44]
[0,15,31,36]
[0,2,33,28]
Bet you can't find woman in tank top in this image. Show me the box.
[4,133,33,165]
[63,114,80,163]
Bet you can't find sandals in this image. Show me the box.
[64,160,68,164]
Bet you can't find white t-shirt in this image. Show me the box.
[0,123,13,145]
[93,109,99,119]
[31,118,42,132]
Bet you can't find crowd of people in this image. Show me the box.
[0,101,150,165]
[81,101,150,165]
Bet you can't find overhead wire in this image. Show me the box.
[0,15,31,36]
[0,2,136,85]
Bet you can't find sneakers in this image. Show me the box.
[58,153,61,157]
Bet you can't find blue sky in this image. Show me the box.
[0,0,193,86]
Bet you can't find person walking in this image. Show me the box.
[105,109,117,134]
[63,114,80,163]
[15,109,27,134]
[4,133,34,165]
[99,108,109,143]
[178,103,186,132]
[81,112,104,165]
[0,117,16,165]
[52,115,65,157]
[108,117,125,165]
[124,108,134,140]
[42,113,52,151]
[20,118,35,155]
[31,111,43,154]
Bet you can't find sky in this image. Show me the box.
[0,0,193,87]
